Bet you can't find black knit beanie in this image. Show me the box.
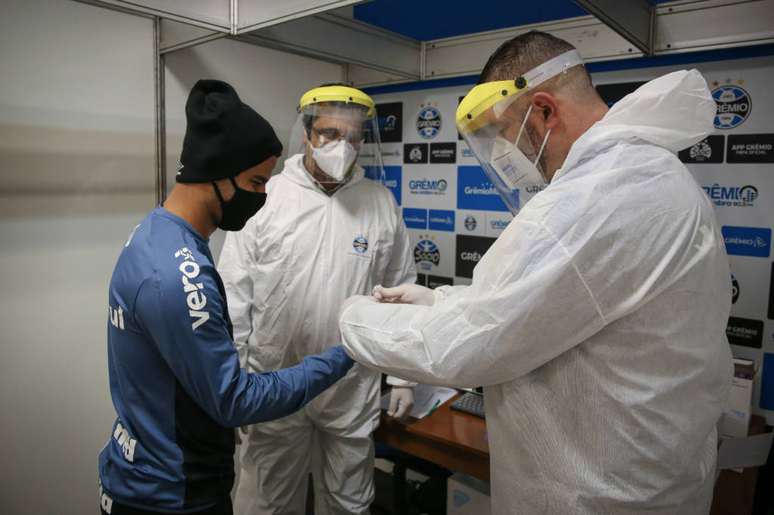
[177,80,283,183]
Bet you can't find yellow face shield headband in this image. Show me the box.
[455,50,584,135]
[298,85,376,119]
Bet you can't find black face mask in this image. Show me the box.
[212,177,267,231]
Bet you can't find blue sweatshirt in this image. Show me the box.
[98,207,353,512]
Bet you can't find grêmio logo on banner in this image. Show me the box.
[722,226,771,258]
[726,316,763,348]
[712,84,751,130]
[702,183,758,207]
[463,214,478,231]
[409,177,448,196]
[417,104,442,139]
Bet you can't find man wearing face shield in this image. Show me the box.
[339,32,733,514]
[219,84,416,514]
[98,80,356,515]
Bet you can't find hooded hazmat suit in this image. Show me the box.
[339,70,733,514]
[219,153,416,514]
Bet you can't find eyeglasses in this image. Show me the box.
[312,126,364,145]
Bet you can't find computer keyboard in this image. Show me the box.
[450,392,485,419]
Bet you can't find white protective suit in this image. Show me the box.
[219,153,416,514]
[339,70,733,514]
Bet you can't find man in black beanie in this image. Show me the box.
[173,79,283,231]
[98,80,355,515]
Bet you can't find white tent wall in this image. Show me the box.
[0,1,156,514]
[0,2,345,514]
[163,37,344,259]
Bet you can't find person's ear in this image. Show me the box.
[530,92,559,131]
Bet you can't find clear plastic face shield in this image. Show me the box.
[456,50,584,213]
[288,86,384,188]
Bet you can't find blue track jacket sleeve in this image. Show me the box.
[134,248,353,428]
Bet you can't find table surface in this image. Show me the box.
[374,394,491,481]
[406,394,489,456]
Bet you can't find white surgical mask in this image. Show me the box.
[489,104,550,192]
[312,138,359,181]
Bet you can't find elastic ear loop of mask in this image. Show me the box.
[514,103,551,180]
[534,128,551,180]
[212,181,225,203]
[212,176,239,202]
[514,103,533,151]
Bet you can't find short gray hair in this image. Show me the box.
[479,31,596,99]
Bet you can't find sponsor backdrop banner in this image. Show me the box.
[366,55,774,422]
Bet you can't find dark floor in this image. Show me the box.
[305,468,447,515]
[372,467,397,515]
[373,467,448,515]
